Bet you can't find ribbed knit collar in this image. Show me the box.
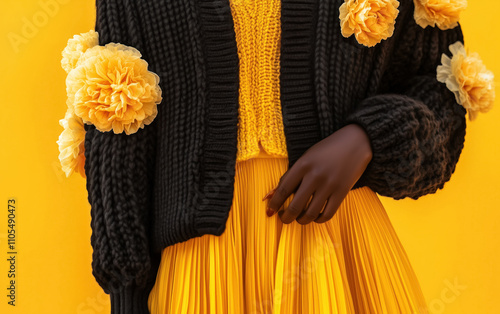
[189,0,322,239]
[280,0,322,167]
[193,1,241,235]
[198,0,322,165]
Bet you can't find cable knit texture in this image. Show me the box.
[230,0,288,161]
[83,0,467,312]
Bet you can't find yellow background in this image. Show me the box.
[0,0,498,313]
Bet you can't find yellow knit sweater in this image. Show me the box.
[230,0,288,162]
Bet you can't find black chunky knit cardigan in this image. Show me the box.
[83,0,467,312]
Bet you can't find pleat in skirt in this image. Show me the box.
[148,147,429,313]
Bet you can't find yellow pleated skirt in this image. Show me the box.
[148,147,429,314]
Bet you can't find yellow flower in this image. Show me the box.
[61,30,99,74]
[339,0,400,47]
[66,43,162,135]
[437,41,495,121]
[413,0,467,30]
[57,107,86,178]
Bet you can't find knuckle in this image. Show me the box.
[286,203,302,214]
[295,157,311,170]
[325,178,339,190]
[311,167,328,179]
[275,184,288,198]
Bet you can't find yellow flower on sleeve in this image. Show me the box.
[339,0,400,47]
[58,30,163,178]
[413,0,467,30]
[437,41,495,121]
[61,30,99,74]
[57,107,86,178]
[66,43,162,135]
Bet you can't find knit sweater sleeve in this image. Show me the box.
[343,6,467,200]
[83,1,161,313]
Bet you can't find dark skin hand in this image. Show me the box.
[263,123,373,224]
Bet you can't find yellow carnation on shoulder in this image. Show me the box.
[57,107,86,178]
[437,41,495,121]
[61,30,99,74]
[339,0,400,47]
[66,43,162,135]
[413,0,467,30]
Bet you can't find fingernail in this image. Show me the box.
[266,207,276,217]
[262,187,277,201]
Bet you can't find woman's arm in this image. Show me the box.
[341,5,467,200]
[266,3,467,224]
[83,1,161,312]
[84,124,160,313]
